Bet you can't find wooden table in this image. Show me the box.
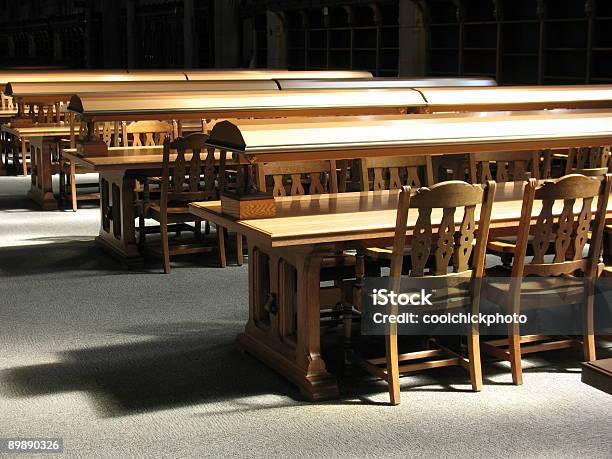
[0,109,17,175]
[189,189,612,400]
[582,358,612,395]
[1,124,71,208]
[63,146,238,263]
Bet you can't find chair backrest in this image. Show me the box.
[469,151,540,183]
[257,160,338,196]
[512,174,612,279]
[1,93,14,110]
[359,156,434,191]
[566,146,611,174]
[389,180,496,280]
[160,132,217,211]
[122,120,174,147]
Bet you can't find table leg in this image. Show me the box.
[21,137,28,176]
[26,137,58,210]
[0,129,6,176]
[237,242,339,401]
[95,170,142,265]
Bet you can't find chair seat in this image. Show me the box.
[364,246,412,261]
[147,201,192,215]
[484,266,586,308]
[487,235,533,254]
[367,240,476,261]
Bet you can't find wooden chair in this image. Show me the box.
[258,159,339,196]
[469,150,541,184]
[482,174,612,385]
[359,156,434,264]
[565,146,611,175]
[359,156,434,191]
[471,151,542,265]
[217,159,343,266]
[140,133,218,273]
[351,181,496,405]
[121,120,175,147]
[59,119,121,211]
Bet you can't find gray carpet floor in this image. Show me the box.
[0,176,611,458]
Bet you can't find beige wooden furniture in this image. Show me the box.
[359,156,434,191]
[1,123,71,208]
[482,174,612,385]
[141,133,218,273]
[62,145,238,264]
[189,186,612,400]
[358,155,434,264]
[418,85,612,112]
[276,77,496,90]
[352,181,495,405]
[206,110,612,164]
[565,146,611,175]
[468,151,541,183]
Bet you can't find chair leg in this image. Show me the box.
[385,331,401,405]
[217,224,227,268]
[70,162,77,212]
[139,213,146,246]
[343,301,353,376]
[194,220,202,242]
[161,219,171,274]
[467,332,483,391]
[583,297,596,361]
[236,233,244,266]
[59,169,66,205]
[204,220,211,235]
[508,333,523,385]
[21,138,28,176]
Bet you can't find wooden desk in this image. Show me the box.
[63,146,238,263]
[1,124,71,208]
[0,109,17,175]
[188,189,612,400]
[582,358,612,395]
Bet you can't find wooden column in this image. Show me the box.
[399,0,427,76]
[267,11,287,69]
[184,0,197,68]
[101,0,122,68]
[126,0,137,69]
[213,0,241,67]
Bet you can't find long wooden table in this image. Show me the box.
[189,188,612,400]
[1,123,71,208]
[62,146,239,263]
[0,108,17,175]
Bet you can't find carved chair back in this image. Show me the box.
[512,174,612,279]
[469,151,541,183]
[359,156,434,191]
[257,160,338,196]
[389,180,496,280]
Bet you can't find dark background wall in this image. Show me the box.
[0,0,609,84]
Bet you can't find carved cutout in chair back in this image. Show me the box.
[360,156,433,191]
[517,174,612,278]
[123,120,174,147]
[258,160,338,197]
[390,181,496,279]
[161,133,217,207]
[566,146,611,174]
[470,151,540,183]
